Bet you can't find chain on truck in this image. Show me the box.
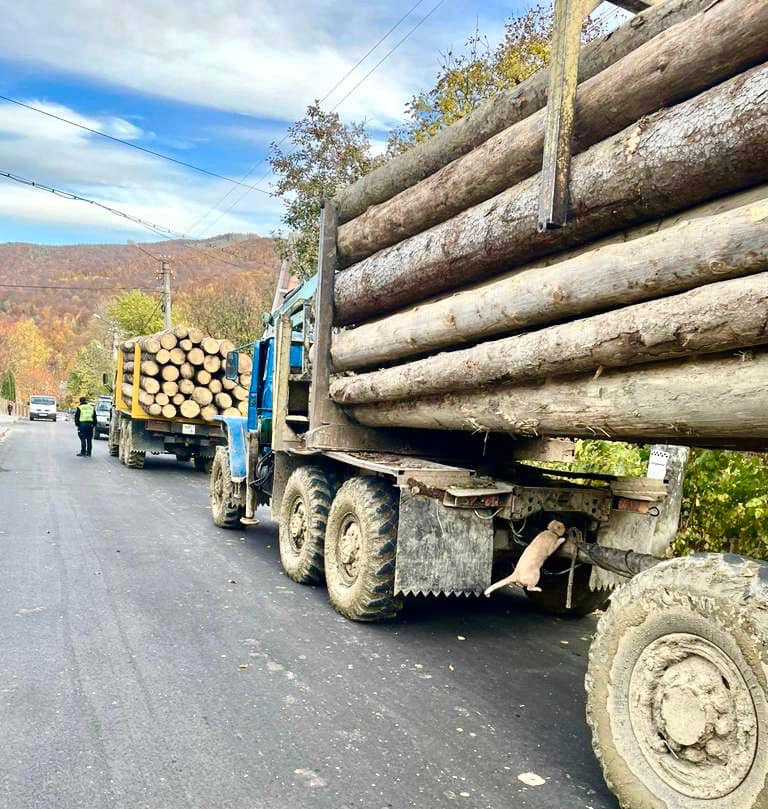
[208,0,768,806]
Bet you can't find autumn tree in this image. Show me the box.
[64,340,112,405]
[107,290,164,337]
[1,369,16,400]
[269,102,382,280]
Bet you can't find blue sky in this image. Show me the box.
[0,0,625,246]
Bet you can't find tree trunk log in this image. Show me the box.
[337,0,768,263]
[148,403,162,416]
[172,392,185,406]
[237,354,253,374]
[187,328,204,345]
[334,65,768,325]
[180,399,200,419]
[347,351,768,448]
[203,354,222,374]
[179,378,195,395]
[192,387,213,406]
[333,0,714,224]
[231,385,248,402]
[201,336,220,355]
[162,380,179,396]
[155,392,170,406]
[239,373,252,389]
[187,347,205,366]
[214,392,232,410]
[179,362,195,380]
[137,336,161,354]
[208,378,222,395]
[200,405,218,422]
[331,274,768,404]
[159,331,177,350]
[161,403,177,419]
[222,377,236,391]
[155,348,171,365]
[161,365,180,382]
[173,325,189,339]
[140,359,160,377]
[237,400,248,416]
[122,383,153,408]
[179,338,193,352]
[331,197,768,370]
[169,347,186,365]
[196,369,211,386]
[219,339,235,358]
[140,376,161,395]
[221,407,240,417]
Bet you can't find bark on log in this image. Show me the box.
[159,332,177,350]
[187,347,205,366]
[169,347,186,365]
[337,0,768,262]
[219,339,235,358]
[331,274,768,404]
[239,373,252,389]
[196,369,211,386]
[179,338,193,352]
[155,392,170,406]
[137,336,161,354]
[222,377,236,391]
[187,328,204,345]
[347,351,768,448]
[161,404,177,419]
[232,385,248,402]
[173,325,189,340]
[162,380,179,396]
[237,354,253,374]
[179,362,195,380]
[161,365,180,382]
[334,0,714,224]
[334,65,768,324]
[140,376,161,395]
[148,403,162,416]
[209,378,223,395]
[192,387,213,406]
[179,378,195,395]
[172,393,185,406]
[201,337,220,355]
[203,355,222,374]
[200,405,218,422]
[141,360,160,377]
[180,400,200,419]
[214,392,232,410]
[331,197,768,369]
[121,383,153,408]
[155,348,171,365]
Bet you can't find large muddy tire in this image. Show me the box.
[278,466,335,585]
[123,422,145,469]
[586,553,768,809]
[324,477,403,622]
[209,447,244,528]
[194,454,213,473]
[118,421,128,464]
[526,562,610,617]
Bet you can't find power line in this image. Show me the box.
[0,282,157,291]
[186,0,438,237]
[0,94,271,195]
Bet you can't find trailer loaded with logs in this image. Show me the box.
[209,1,768,806]
[109,326,250,469]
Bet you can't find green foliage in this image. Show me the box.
[571,440,649,477]
[269,102,382,280]
[65,340,112,404]
[1,368,16,400]
[107,290,163,337]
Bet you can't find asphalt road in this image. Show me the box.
[0,420,618,809]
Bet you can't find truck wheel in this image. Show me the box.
[122,422,145,469]
[210,448,244,528]
[586,554,768,809]
[278,466,335,584]
[525,562,609,617]
[194,455,213,473]
[324,477,403,622]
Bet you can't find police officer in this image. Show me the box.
[74,397,97,457]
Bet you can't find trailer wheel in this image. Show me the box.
[324,477,403,622]
[108,418,120,457]
[194,454,213,473]
[525,562,609,617]
[123,422,145,469]
[278,466,335,584]
[209,447,244,528]
[586,554,768,809]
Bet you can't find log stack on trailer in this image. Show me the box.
[327,0,768,451]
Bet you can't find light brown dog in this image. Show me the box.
[484,520,567,595]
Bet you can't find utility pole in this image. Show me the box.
[160,259,172,329]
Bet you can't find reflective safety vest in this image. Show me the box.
[78,403,95,421]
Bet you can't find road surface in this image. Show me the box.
[0,419,618,809]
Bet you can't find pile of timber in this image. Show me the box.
[120,326,251,423]
[327,0,768,450]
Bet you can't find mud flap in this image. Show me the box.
[394,490,494,596]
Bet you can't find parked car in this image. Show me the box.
[29,395,57,422]
[95,396,113,439]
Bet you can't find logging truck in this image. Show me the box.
[209,0,768,806]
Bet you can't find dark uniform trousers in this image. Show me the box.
[78,426,94,456]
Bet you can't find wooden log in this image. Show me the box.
[161,365,180,382]
[337,0,768,262]
[140,359,160,377]
[140,376,161,395]
[173,325,189,340]
[331,274,768,404]
[331,197,768,369]
[159,331,177,350]
[196,369,212,386]
[169,347,186,365]
[155,392,170,406]
[179,338,193,351]
[209,378,223,395]
[201,336,220,355]
[232,385,248,402]
[172,393,185,406]
[236,354,252,374]
[136,335,162,354]
[122,340,136,352]
[148,403,162,416]
[203,354,222,374]
[218,339,235,358]
[124,361,135,374]
[155,348,171,365]
[187,327,204,345]
[237,400,248,416]
[333,0,714,224]
[187,347,205,366]
[121,383,153,408]
[179,362,195,380]
[192,387,213,406]
[179,378,195,395]
[334,65,768,324]
[162,380,179,396]
[200,404,218,422]
[346,351,768,448]
[180,399,201,419]
[239,373,252,389]
[161,403,177,419]
[222,407,240,417]
[222,377,237,391]
[214,392,232,410]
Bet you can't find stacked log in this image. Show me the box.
[326,1,768,450]
[119,326,252,423]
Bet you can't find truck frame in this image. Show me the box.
[109,341,225,469]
